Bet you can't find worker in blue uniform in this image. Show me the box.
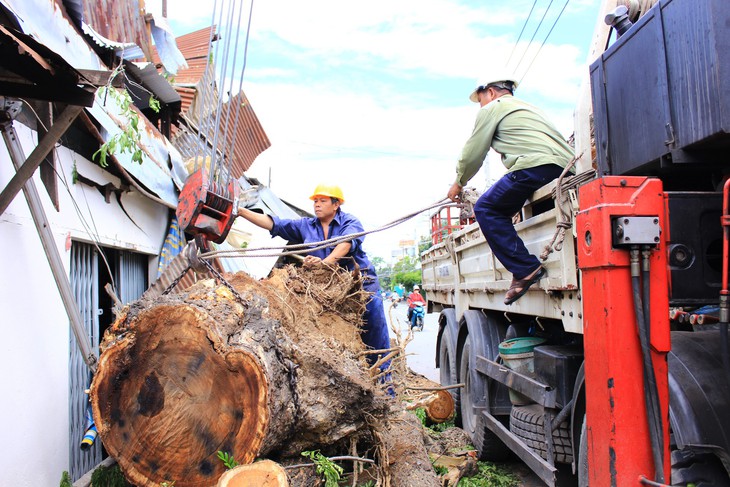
[237,184,391,368]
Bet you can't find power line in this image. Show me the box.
[506,0,539,67]
[510,0,555,74]
[519,0,571,85]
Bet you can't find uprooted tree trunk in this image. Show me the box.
[91,264,440,487]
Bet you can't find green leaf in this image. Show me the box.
[149,96,161,113]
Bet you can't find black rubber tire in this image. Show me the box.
[438,330,461,426]
[577,415,588,487]
[510,404,573,464]
[671,448,730,487]
[460,335,511,461]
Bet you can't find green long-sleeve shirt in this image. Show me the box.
[455,95,574,186]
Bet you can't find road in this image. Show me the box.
[384,301,547,487]
[383,300,440,382]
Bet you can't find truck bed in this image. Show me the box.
[421,180,584,334]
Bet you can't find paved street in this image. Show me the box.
[384,300,547,486]
[383,300,440,382]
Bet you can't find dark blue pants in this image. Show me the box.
[361,289,391,367]
[473,164,564,280]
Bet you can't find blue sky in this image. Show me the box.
[148,0,604,261]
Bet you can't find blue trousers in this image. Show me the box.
[361,289,391,367]
[474,164,564,280]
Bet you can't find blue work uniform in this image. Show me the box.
[269,210,391,364]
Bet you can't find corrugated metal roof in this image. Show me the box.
[86,89,181,206]
[175,86,196,114]
[125,61,181,105]
[218,91,271,175]
[1,0,104,70]
[82,0,153,61]
[81,21,144,60]
[170,90,270,179]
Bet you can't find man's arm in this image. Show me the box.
[237,207,274,231]
[303,241,352,266]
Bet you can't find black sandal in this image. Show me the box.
[504,266,546,305]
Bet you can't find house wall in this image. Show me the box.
[0,122,169,485]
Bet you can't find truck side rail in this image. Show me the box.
[421,177,585,334]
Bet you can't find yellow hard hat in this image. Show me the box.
[310,184,345,204]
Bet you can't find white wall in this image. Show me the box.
[0,122,169,485]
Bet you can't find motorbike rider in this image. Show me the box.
[406,285,426,323]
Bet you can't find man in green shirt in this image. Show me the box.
[447,76,574,305]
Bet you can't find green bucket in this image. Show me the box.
[498,337,546,405]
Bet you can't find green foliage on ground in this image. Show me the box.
[456,461,519,487]
[412,407,519,487]
[59,471,72,487]
[414,406,455,433]
[302,450,343,487]
[90,463,131,486]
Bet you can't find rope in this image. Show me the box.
[200,197,450,261]
[539,155,586,261]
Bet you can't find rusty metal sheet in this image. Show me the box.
[82,0,153,61]
[0,0,104,70]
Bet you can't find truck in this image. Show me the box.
[421,0,730,485]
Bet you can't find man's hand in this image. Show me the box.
[447,182,463,202]
[303,255,323,267]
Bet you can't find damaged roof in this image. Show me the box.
[153,26,271,178]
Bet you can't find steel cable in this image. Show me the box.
[200,198,450,260]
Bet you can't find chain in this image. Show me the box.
[199,257,248,306]
[161,265,191,295]
[274,346,301,428]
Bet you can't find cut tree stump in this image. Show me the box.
[90,265,439,487]
[217,460,288,487]
[406,390,455,424]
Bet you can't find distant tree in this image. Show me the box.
[392,256,421,291]
[418,235,431,254]
[371,256,392,290]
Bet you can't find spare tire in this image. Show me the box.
[510,404,573,464]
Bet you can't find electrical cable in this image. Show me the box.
[519,0,571,85]
[506,0,539,68]
[511,0,555,75]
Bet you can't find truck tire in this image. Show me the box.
[577,415,588,487]
[671,448,730,486]
[461,335,511,461]
[510,404,573,464]
[438,330,461,426]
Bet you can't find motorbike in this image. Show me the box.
[409,302,425,331]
